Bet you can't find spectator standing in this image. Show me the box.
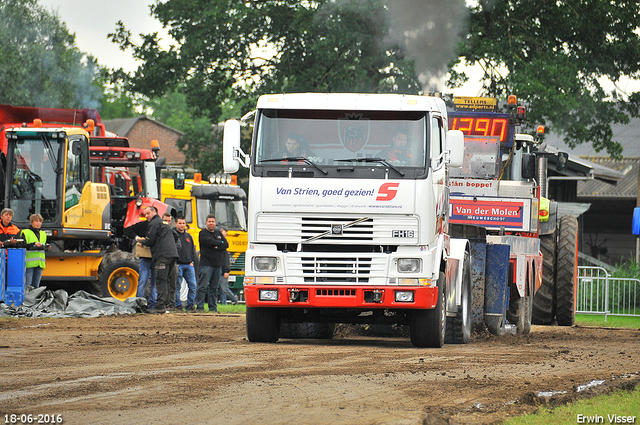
[217,228,238,305]
[174,216,198,311]
[21,213,49,288]
[124,219,157,309]
[0,208,20,248]
[162,212,181,311]
[136,206,179,313]
[195,215,228,312]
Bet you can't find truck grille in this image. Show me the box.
[256,214,418,244]
[286,252,387,285]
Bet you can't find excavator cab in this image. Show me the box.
[4,126,111,245]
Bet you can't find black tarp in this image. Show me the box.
[0,286,147,318]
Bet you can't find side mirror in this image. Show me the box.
[174,171,185,191]
[223,119,241,174]
[521,153,536,180]
[72,140,83,156]
[446,130,464,168]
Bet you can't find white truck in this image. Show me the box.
[223,93,477,347]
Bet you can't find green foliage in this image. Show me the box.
[108,0,424,124]
[0,0,102,109]
[456,0,640,158]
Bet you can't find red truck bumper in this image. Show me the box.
[244,285,439,309]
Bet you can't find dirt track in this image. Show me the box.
[0,313,638,425]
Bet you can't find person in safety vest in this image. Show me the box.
[0,208,21,248]
[376,127,415,165]
[21,213,49,288]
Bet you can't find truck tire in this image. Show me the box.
[556,215,578,326]
[246,307,280,342]
[280,322,335,339]
[532,231,556,325]
[445,253,471,344]
[507,296,526,334]
[523,295,533,334]
[410,272,445,348]
[98,251,140,301]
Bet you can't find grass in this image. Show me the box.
[575,314,640,329]
[203,303,246,314]
[503,386,640,425]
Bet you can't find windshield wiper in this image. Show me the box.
[261,157,328,175]
[335,157,405,177]
[40,135,61,173]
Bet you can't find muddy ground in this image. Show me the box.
[0,313,638,425]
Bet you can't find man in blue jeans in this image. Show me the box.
[195,215,228,312]
[125,219,157,309]
[138,257,157,309]
[174,216,197,310]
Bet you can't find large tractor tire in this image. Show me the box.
[410,272,446,348]
[98,251,140,301]
[532,231,557,325]
[445,253,471,344]
[246,307,280,342]
[280,322,335,339]
[556,215,578,326]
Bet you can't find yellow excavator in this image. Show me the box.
[2,119,139,299]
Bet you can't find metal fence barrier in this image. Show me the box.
[577,266,640,320]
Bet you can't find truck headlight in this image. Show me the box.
[259,289,279,301]
[395,291,414,302]
[253,257,277,272]
[397,258,421,273]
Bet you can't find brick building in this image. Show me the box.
[103,117,185,165]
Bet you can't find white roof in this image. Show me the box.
[256,93,445,113]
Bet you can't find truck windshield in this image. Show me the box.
[9,137,62,223]
[196,199,247,232]
[254,109,427,173]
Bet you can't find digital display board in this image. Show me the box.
[448,112,514,147]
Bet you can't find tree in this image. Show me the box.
[109,0,429,124]
[453,0,640,158]
[0,0,102,109]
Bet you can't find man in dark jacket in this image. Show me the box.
[174,216,198,310]
[195,214,228,312]
[137,206,179,313]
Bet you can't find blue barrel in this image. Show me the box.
[5,248,26,306]
[484,244,510,335]
[0,248,5,302]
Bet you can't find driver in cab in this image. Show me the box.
[376,128,414,165]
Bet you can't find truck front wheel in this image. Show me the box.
[410,272,446,348]
[246,307,280,342]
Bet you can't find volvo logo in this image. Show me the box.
[331,224,343,235]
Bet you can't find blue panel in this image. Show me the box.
[469,240,487,327]
[5,248,26,306]
[484,244,510,316]
[633,207,640,236]
[0,248,5,302]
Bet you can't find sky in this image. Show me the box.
[37,0,637,99]
[39,0,488,96]
[40,0,169,73]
